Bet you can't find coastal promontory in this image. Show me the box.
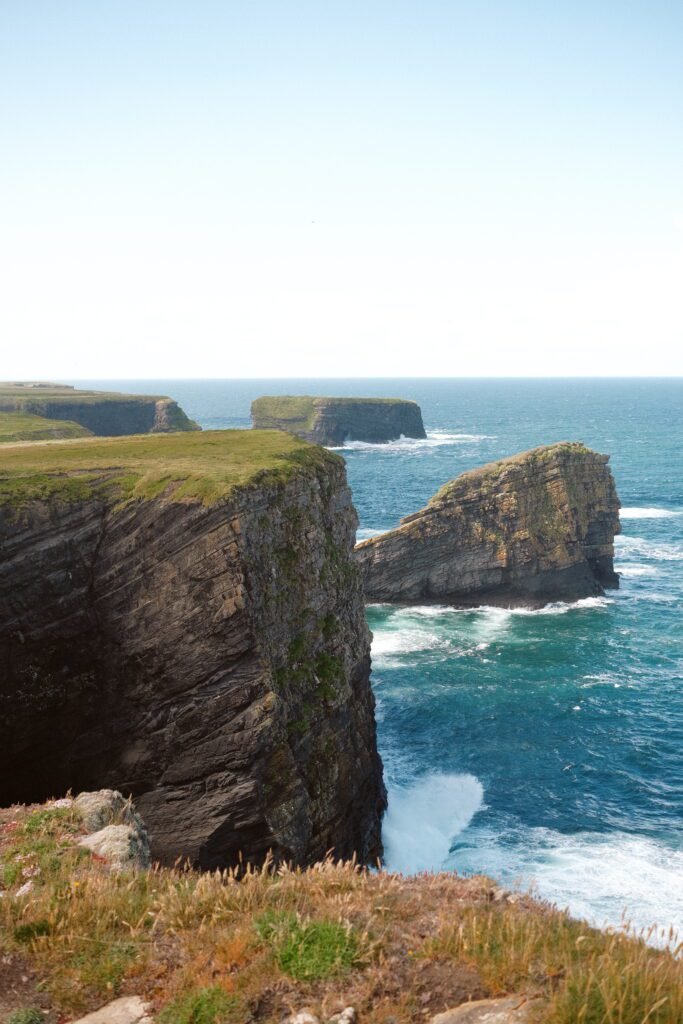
[251,395,427,445]
[0,430,385,868]
[0,382,200,440]
[355,442,620,607]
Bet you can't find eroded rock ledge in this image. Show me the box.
[355,442,620,607]
[251,396,427,445]
[0,430,385,868]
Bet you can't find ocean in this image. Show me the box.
[72,378,683,938]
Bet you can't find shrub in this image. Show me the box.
[157,986,239,1024]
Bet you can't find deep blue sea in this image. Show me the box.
[72,379,683,938]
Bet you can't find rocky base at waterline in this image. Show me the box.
[0,382,200,439]
[251,395,427,445]
[355,442,621,607]
[0,430,385,868]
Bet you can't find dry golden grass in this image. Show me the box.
[1,802,681,1023]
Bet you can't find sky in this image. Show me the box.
[1,1,682,378]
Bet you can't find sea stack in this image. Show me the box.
[0,430,385,868]
[355,442,620,607]
[251,395,427,445]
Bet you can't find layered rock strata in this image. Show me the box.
[251,396,427,445]
[355,442,620,607]
[0,383,199,437]
[0,432,385,868]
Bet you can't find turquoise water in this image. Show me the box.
[73,379,683,934]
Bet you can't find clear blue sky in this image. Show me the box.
[2,1,682,376]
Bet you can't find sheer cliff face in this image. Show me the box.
[356,443,620,607]
[0,458,385,869]
[251,397,427,445]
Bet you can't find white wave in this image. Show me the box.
[371,626,442,660]
[383,773,484,874]
[615,562,660,578]
[356,526,388,542]
[449,826,683,943]
[620,507,682,519]
[615,536,683,562]
[328,431,494,453]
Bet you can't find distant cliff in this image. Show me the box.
[0,430,385,868]
[0,383,200,439]
[356,442,620,607]
[251,395,427,445]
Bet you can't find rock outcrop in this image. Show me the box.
[0,382,200,437]
[251,396,427,445]
[356,442,620,607]
[0,430,385,868]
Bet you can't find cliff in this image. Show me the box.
[0,383,200,438]
[0,430,385,869]
[251,396,427,445]
[355,442,620,607]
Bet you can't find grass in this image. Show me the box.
[1,799,681,1023]
[0,383,171,406]
[0,429,342,508]
[255,911,362,980]
[0,411,92,443]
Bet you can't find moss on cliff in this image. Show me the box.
[0,429,343,509]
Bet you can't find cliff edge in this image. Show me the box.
[0,382,200,439]
[251,395,427,445]
[0,430,385,868]
[355,442,620,607]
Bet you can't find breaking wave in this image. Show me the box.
[383,773,485,874]
[620,507,682,519]
[329,431,494,452]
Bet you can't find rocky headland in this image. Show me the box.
[0,382,200,440]
[0,430,385,868]
[355,442,620,607]
[251,396,427,445]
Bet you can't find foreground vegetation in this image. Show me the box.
[1,801,681,1023]
[0,429,341,508]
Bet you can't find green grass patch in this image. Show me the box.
[6,1010,45,1024]
[0,429,342,508]
[158,986,240,1024]
[0,411,92,443]
[255,910,362,981]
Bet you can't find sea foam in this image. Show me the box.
[383,772,484,874]
[620,507,682,519]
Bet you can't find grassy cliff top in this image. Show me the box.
[252,396,420,433]
[0,383,171,406]
[0,412,93,444]
[430,442,598,505]
[1,797,681,1024]
[0,429,340,508]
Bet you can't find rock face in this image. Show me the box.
[356,443,620,607]
[0,435,385,869]
[0,383,200,437]
[251,396,427,445]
